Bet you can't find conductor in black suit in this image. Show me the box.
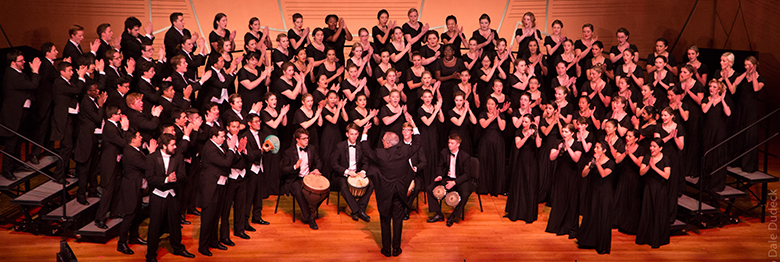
[114,131,149,255]
[145,133,196,261]
[0,50,40,180]
[197,127,237,256]
[332,123,373,222]
[426,134,472,227]
[281,128,324,230]
[359,123,416,257]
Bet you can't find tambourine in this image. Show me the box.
[264,135,280,154]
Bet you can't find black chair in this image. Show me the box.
[274,181,297,222]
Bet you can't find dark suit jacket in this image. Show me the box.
[198,140,234,208]
[125,108,160,142]
[35,59,56,118]
[332,140,368,177]
[73,95,103,162]
[104,65,127,92]
[164,27,191,62]
[62,40,84,62]
[179,49,206,80]
[437,149,472,186]
[120,31,154,63]
[104,89,128,112]
[281,144,323,180]
[50,76,83,141]
[136,77,160,111]
[405,137,427,173]
[0,67,40,135]
[241,130,264,172]
[360,140,416,214]
[170,71,202,94]
[200,68,235,104]
[220,108,248,126]
[95,39,112,61]
[159,94,190,124]
[114,146,147,215]
[146,150,187,201]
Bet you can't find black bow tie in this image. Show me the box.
[299,147,308,152]
[348,144,356,148]
[450,153,456,156]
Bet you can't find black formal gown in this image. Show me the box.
[379,105,405,140]
[293,108,320,149]
[477,112,506,196]
[238,65,267,107]
[447,108,474,156]
[734,75,765,172]
[545,141,583,236]
[636,155,672,248]
[417,106,441,189]
[577,158,616,254]
[537,117,560,203]
[702,95,731,192]
[435,58,466,112]
[614,145,648,234]
[505,128,539,223]
[319,107,341,185]
[680,81,705,178]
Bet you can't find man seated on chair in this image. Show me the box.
[426,133,472,227]
[281,128,324,230]
[400,120,426,220]
[332,123,373,222]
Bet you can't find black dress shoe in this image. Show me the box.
[392,248,402,256]
[244,224,256,232]
[357,211,371,222]
[94,219,108,229]
[181,216,191,225]
[380,248,391,257]
[2,171,17,181]
[210,243,228,250]
[173,249,195,258]
[88,191,101,198]
[252,219,270,225]
[117,242,134,254]
[446,218,455,227]
[77,197,89,205]
[403,213,410,220]
[129,236,147,245]
[189,210,201,216]
[220,238,235,246]
[29,156,39,165]
[309,220,319,230]
[235,232,250,239]
[426,214,444,223]
[198,249,212,257]
[351,213,359,221]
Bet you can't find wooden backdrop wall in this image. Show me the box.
[0,0,776,99]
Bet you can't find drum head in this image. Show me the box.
[445,191,461,207]
[433,185,446,200]
[303,175,330,191]
[264,135,280,154]
[347,176,369,189]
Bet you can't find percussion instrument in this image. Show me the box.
[264,135,280,154]
[302,175,330,209]
[347,175,370,197]
[432,185,446,200]
[407,180,415,197]
[444,191,461,208]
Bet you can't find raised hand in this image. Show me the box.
[251,101,263,112]
[90,39,100,53]
[98,91,108,107]
[144,21,154,36]
[148,138,158,152]
[238,137,248,152]
[183,85,193,99]
[94,59,105,73]
[119,115,130,130]
[229,30,237,41]
[30,57,41,73]
[201,70,213,82]
[151,105,163,117]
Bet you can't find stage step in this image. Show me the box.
[42,197,100,220]
[678,194,718,214]
[76,218,122,243]
[671,219,686,231]
[727,167,779,184]
[684,177,748,199]
[0,156,58,193]
[10,178,77,206]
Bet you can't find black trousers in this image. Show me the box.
[220,176,247,238]
[29,102,52,159]
[180,159,200,216]
[199,184,225,251]
[379,192,405,251]
[338,175,374,214]
[1,108,30,173]
[291,177,325,222]
[245,169,265,223]
[95,162,120,221]
[426,179,472,219]
[118,196,143,243]
[146,194,185,260]
[75,141,100,198]
[54,114,76,180]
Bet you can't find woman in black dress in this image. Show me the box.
[495,39,513,83]
[574,24,597,73]
[341,62,369,112]
[271,34,294,79]
[273,62,306,109]
[261,92,289,196]
[463,38,482,75]
[716,52,739,101]
[477,97,507,196]
[320,91,347,184]
[575,96,601,132]
[210,13,235,53]
[505,113,542,222]
[380,68,406,106]
[615,49,645,91]
[638,106,658,149]
[655,107,685,205]
[472,14,498,55]
[442,15,466,58]
[538,102,561,203]
[508,59,532,109]
[550,61,577,103]
[418,89,445,188]
[639,84,658,116]
[388,27,412,74]
[583,41,613,82]
[701,80,732,192]
[636,138,672,248]
[306,28,328,72]
[405,52,425,111]
[312,74,335,105]
[609,28,639,71]
[238,51,273,107]
[287,13,309,51]
[513,93,541,128]
[372,9,393,54]
[577,141,615,254]
[348,42,373,80]
[514,12,543,59]
[605,96,631,137]
[678,65,705,178]
[207,38,235,71]
[545,123,583,236]
[523,39,548,78]
[402,8,428,52]
[293,93,323,148]
[614,129,646,234]
[323,14,352,65]
[648,56,676,108]
[348,93,378,136]
[555,39,579,81]
[527,77,546,110]
[544,20,566,68]
[456,69,479,113]
[293,48,315,90]
[435,45,466,112]
[246,17,272,49]
[380,89,406,138]
[420,31,441,68]
[732,56,764,172]
[617,77,642,117]
[316,49,344,88]
[448,91,478,156]
[646,38,678,76]
[476,54,508,107]
[581,66,612,116]
[685,46,708,85]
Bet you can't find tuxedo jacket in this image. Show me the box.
[145,150,187,202]
[198,140,234,209]
[281,144,323,185]
[114,146,147,215]
[170,71,202,95]
[136,77,160,111]
[220,108,248,126]
[104,89,128,112]
[134,58,164,88]
[179,49,206,80]
[405,136,427,172]
[35,59,57,116]
[95,39,113,61]
[332,140,369,177]
[99,120,128,179]
[159,94,190,123]
[200,67,236,104]
[51,76,84,141]
[125,108,160,142]
[62,40,84,62]
[73,95,103,162]
[359,140,416,214]
[104,65,129,92]
[0,67,40,134]
[164,28,191,61]
[120,31,154,63]
[437,149,472,186]
[241,130,265,172]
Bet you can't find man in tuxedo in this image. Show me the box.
[219,117,250,245]
[104,49,132,91]
[63,25,85,63]
[158,82,191,124]
[125,92,162,143]
[180,108,205,218]
[359,123,416,257]
[28,43,58,165]
[197,127,237,256]
[241,114,270,228]
[114,131,149,255]
[93,105,129,228]
[135,61,161,112]
[400,121,426,219]
[121,16,154,64]
[281,128,324,230]
[134,41,165,88]
[426,134,472,227]
[73,81,106,205]
[332,123,372,222]
[95,23,114,61]
[221,94,262,126]
[178,35,207,80]
[170,54,209,95]
[145,133,196,261]
[199,56,236,111]
[51,61,85,180]
[0,50,40,180]
[105,76,130,112]
[165,12,193,63]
